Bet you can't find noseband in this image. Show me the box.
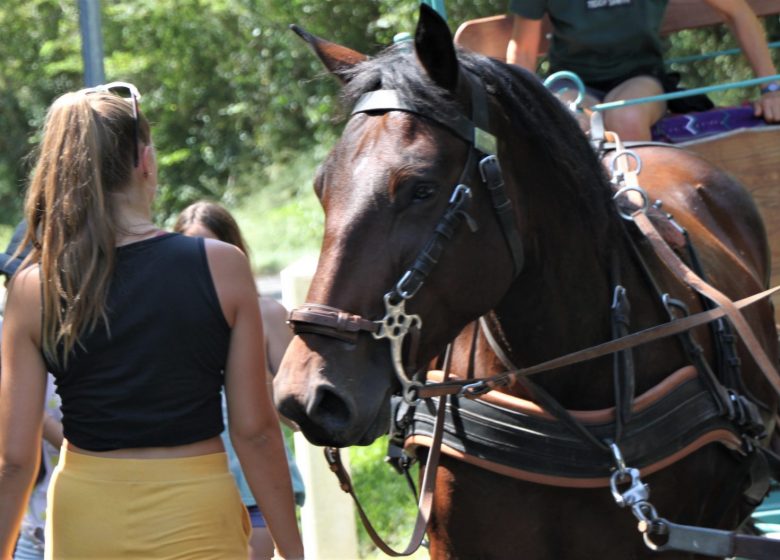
[288,69,525,402]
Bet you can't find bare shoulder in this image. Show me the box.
[259,296,289,322]
[202,237,251,273]
[6,265,42,308]
[4,265,42,343]
[202,238,256,326]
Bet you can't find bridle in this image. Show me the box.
[288,68,525,402]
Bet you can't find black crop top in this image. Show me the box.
[44,233,231,451]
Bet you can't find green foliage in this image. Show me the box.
[0,0,83,224]
[667,15,780,106]
[0,2,778,266]
[232,147,326,274]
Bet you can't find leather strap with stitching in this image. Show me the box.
[288,303,379,343]
[323,388,447,556]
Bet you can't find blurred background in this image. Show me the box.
[1,1,777,275]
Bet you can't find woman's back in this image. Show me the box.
[47,233,230,452]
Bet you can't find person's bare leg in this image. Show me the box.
[603,76,666,141]
[248,527,274,560]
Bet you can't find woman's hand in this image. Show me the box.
[754,85,780,122]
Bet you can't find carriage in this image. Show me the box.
[276,3,780,558]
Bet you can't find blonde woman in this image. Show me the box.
[0,83,303,559]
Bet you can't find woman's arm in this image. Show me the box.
[506,14,543,70]
[42,413,63,448]
[259,297,293,376]
[0,268,47,558]
[259,297,299,430]
[206,241,304,560]
[704,0,780,121]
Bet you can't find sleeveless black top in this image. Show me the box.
[45,233,231,451]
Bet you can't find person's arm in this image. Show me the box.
[704,0,780,122]
[42,413,63,448]
[0,267,47,558]
[206,241,304,560]
[259,297,299,430]
[259,297,293,376]
[506,14,543,71]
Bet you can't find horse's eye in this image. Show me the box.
[413,183,437,201]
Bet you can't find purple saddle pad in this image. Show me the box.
[651,105,769,143]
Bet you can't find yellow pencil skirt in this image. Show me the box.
[45,448,250,559]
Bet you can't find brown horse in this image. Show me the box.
[274,6,779,559]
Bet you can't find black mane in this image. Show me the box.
[340,45,618,256]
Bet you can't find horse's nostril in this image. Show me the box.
[308,386,354,430]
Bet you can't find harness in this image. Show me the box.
[288,70,780,558]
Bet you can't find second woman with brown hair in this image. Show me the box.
[174,200,306,560]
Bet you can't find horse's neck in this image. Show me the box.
[496,246,614,368]
[490,236,685,409]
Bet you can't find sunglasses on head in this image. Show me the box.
[84,81,142,167]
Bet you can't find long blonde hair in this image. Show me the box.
[23,90,151,367]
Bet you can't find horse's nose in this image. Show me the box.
[305,383,357,435]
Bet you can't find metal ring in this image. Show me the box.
[610,149,642,175]
[612,186,649,221]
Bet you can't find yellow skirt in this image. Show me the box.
[45,448,250,560]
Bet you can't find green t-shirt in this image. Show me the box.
[508,0,669,86]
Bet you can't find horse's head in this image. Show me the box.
[274,6,606,446]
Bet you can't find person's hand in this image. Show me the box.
[754,83,780,122]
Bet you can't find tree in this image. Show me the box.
[0,1,776,227]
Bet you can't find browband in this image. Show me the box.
[351,88,497,155]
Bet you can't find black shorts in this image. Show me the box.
[583,67,714,114]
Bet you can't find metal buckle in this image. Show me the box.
[612,185,649,221]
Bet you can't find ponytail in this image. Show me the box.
[24,91,149,367]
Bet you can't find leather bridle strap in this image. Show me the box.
[323,376,448,556]
[414,285,780,400]
[632,210,780,396]
[288,303,379,343]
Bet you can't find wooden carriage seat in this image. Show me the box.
[454,0,780,321]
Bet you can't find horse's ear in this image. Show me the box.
[414,4,459,92]
[290,24,367,83]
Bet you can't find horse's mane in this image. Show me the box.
[341,45,618,256]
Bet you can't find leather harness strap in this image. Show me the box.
[288,303,379,343]
[607,132,780,397]
[323,359,449,557]
[413,285,780,399]
[404,367,744,485]
[633,210,780,395]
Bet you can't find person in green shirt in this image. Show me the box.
[506,0,780,140]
